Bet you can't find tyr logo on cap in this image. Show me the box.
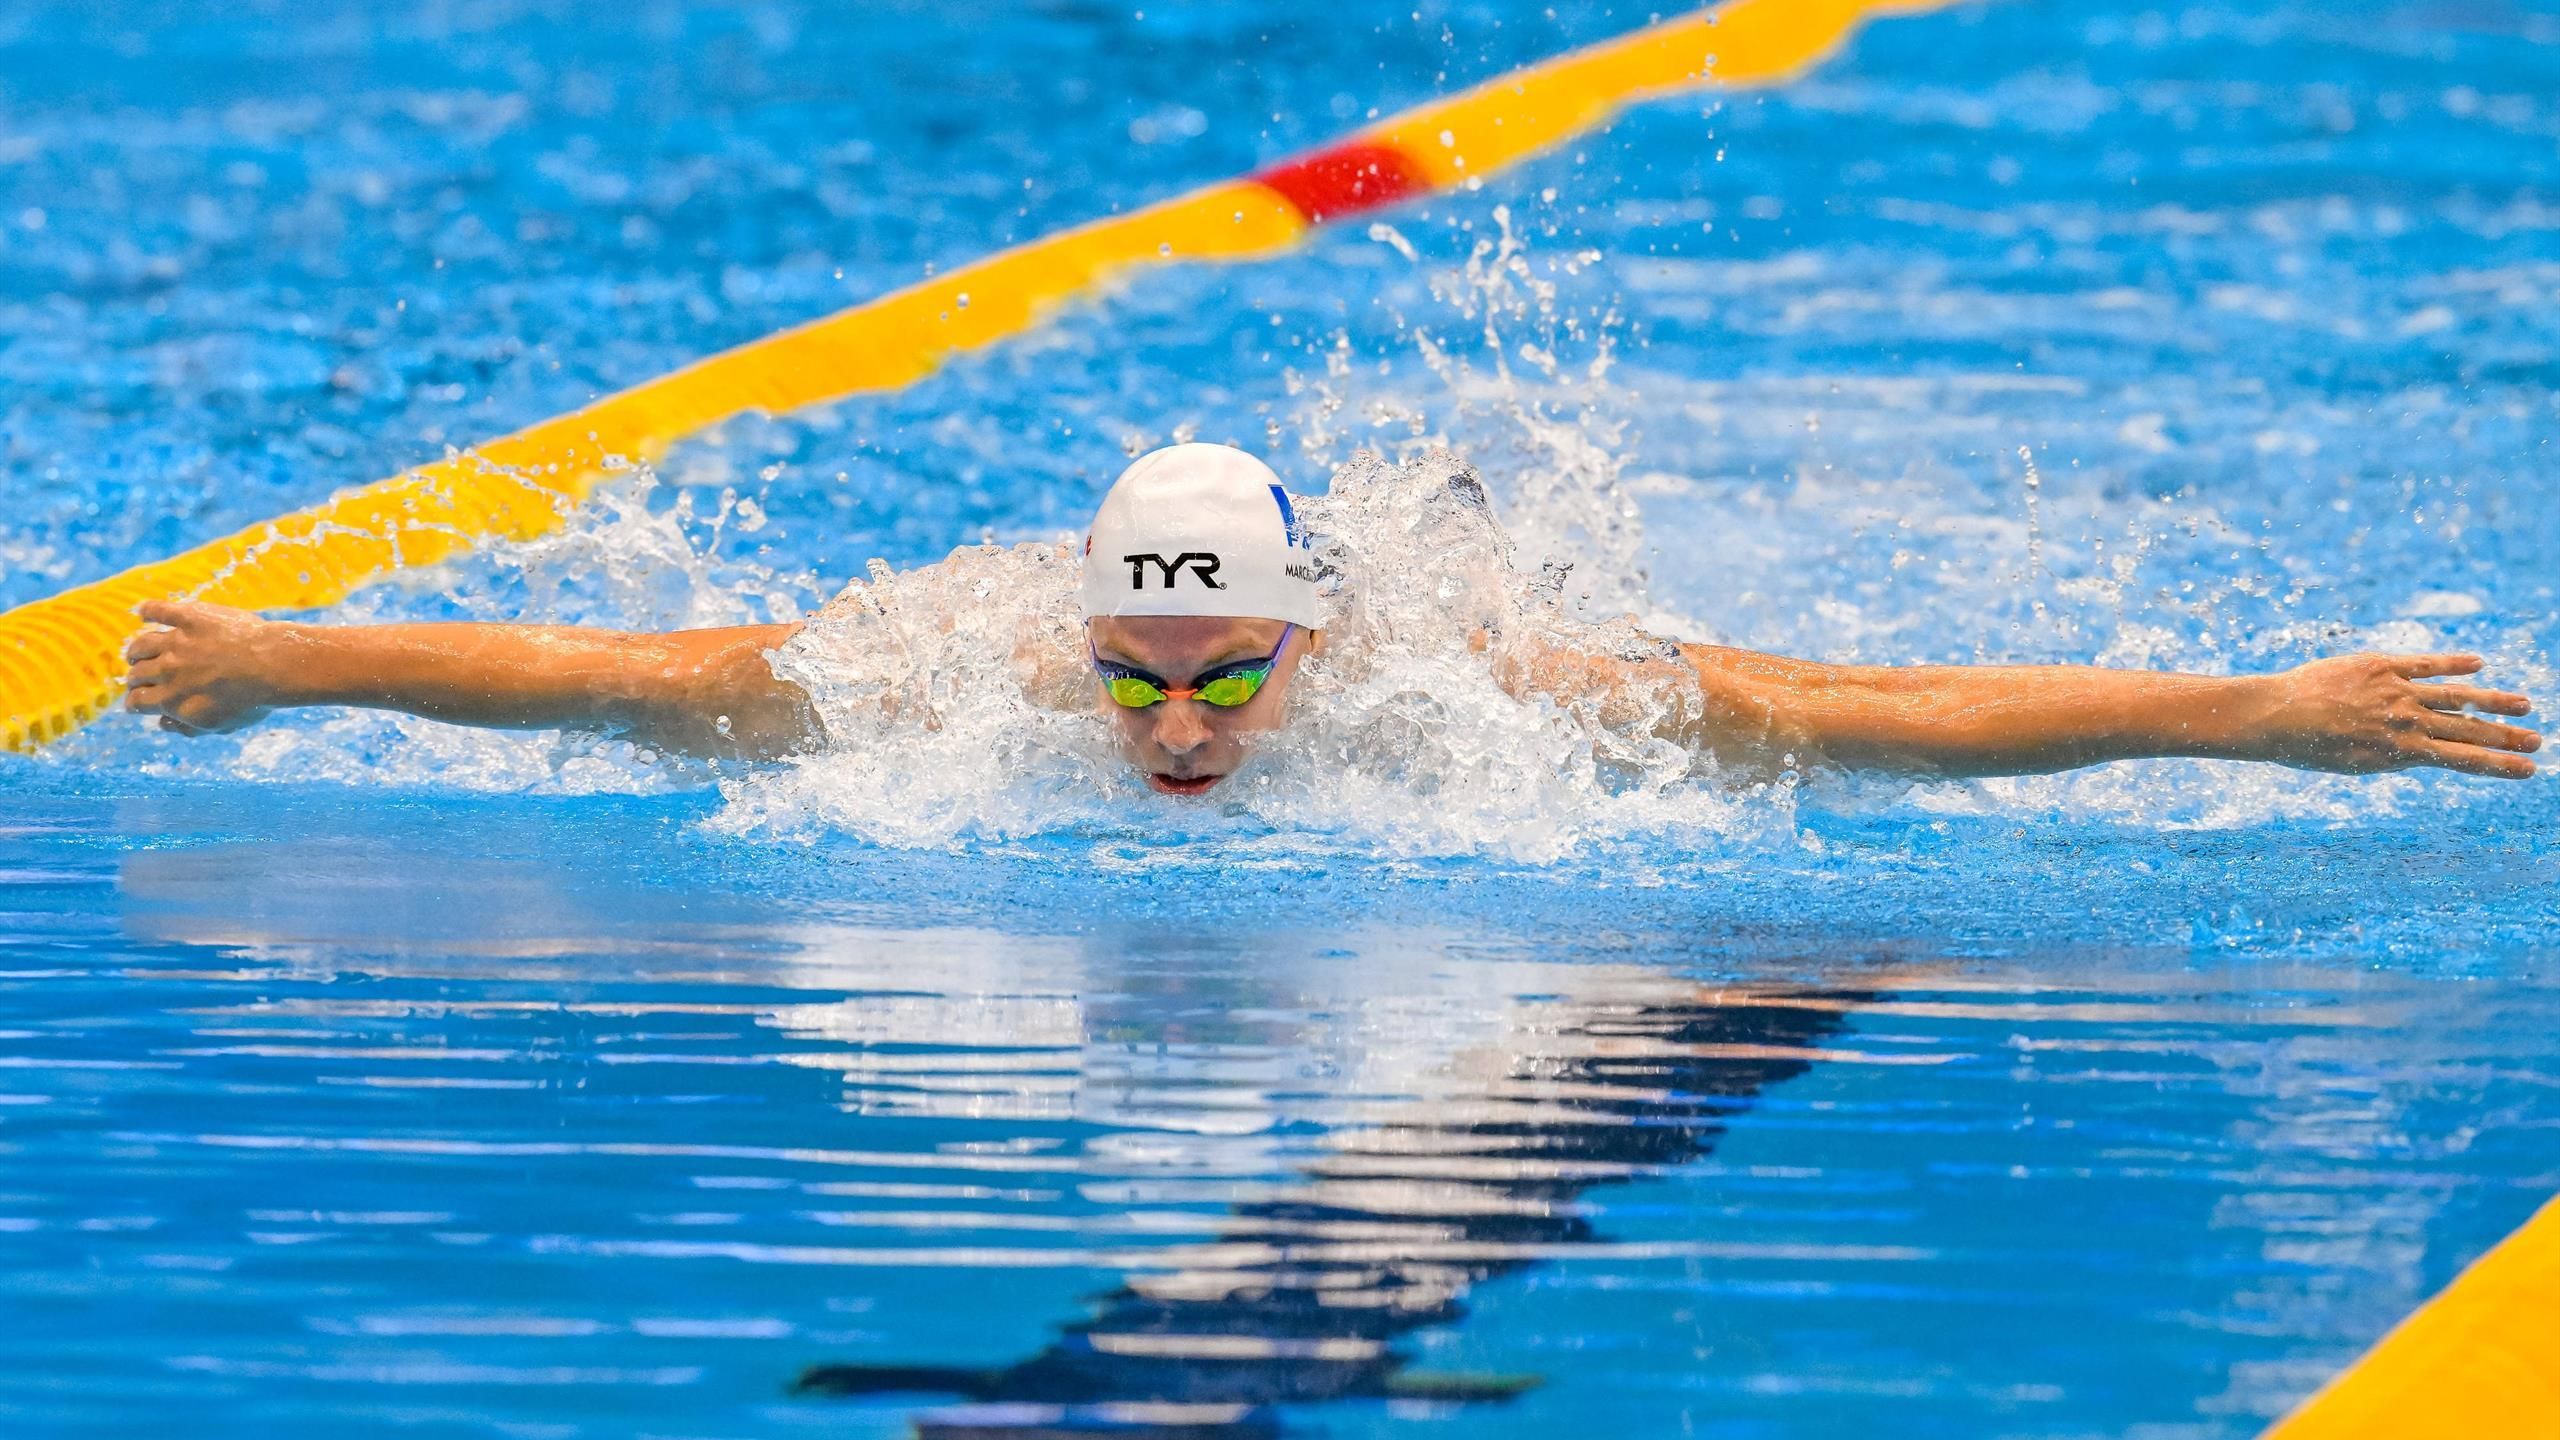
[1123,552,1225,590]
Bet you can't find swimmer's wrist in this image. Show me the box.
[2125,673,2278,762]
[2199,674,2285,761]
[249,621,340,708]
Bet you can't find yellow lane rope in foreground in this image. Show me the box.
[0,0,1958,750]
[2262,1191,2560,1439]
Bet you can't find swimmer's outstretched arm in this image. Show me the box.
[120,600,821,760]
[1670,646,2541,780]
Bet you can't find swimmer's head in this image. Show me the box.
[1080,443,1322,797]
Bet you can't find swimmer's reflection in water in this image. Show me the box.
[120,444,2543,797]
[790,977,1875,1439]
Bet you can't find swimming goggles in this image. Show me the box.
[1089,624,1295,709]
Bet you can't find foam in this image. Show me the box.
[716,450,1780,860]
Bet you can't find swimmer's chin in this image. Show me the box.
[1146,772,1226,797]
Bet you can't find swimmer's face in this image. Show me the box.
[1086,615,1311,798]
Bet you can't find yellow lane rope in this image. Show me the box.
[0,0,1958,751]
[2262,1192,2560,1439]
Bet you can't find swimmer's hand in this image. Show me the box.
[123,600,282,735]
[121,598,821,760]
[2246,652,2539,779]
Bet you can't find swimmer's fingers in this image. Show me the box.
[2421,708,2543,756]
[122,681,202,731]
[2416,738,2539,780]
[2413,681,2532,717]
[123,627,171,664]
[125,657,172,688]
[131,690,250,736]
[2385,653,2484,680]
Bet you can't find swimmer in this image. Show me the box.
[118,442,2542,794]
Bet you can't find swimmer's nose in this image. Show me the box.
[1151,700,1213,756]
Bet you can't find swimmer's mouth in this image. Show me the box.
[1148,772,1224,797]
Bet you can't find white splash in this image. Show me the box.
[714,450,1783,861]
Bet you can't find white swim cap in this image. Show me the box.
[1079,443,1321,629]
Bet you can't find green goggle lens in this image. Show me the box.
[1105,676,1167,708]
[1104,667,1270,710]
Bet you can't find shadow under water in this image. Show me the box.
[794,979,1876,1439]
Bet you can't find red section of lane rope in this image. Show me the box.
[1253,141,1430,222]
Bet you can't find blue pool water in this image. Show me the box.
[4,0,2560,1435]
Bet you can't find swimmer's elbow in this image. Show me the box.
[718,675,827,761]
[626,624,824,762]
[1677,644,1837,761]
